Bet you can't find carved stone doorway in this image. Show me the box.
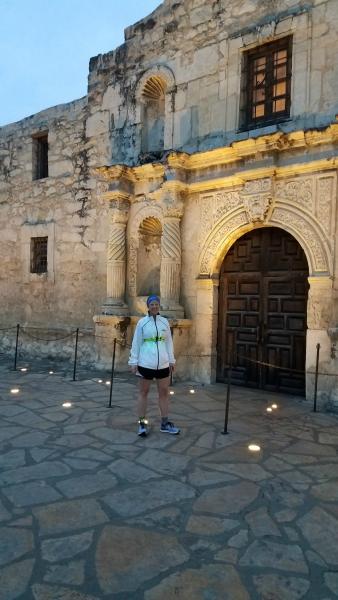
[217,227,309,395]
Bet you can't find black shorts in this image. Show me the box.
[137,366,170,380]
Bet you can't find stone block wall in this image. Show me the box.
[0,98,108,330]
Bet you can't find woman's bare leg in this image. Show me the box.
[157,376,170,418]
[137,377,151,418]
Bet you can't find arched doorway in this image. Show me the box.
[217,227,309,395]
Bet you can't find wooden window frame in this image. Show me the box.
[243,36,292,130]
[32,132,49,180]
[30,236,48,274]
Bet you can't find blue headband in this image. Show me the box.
[147,295,160,306]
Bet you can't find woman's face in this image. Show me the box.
[148,300,160,315]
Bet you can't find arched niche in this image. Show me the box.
[141,77,166,154]
[137,217,162,295]
[135,66,176,156]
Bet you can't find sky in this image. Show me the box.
[0,0,161,127]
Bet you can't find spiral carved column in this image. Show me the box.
[102,201,129,315]
[160,215,184,317]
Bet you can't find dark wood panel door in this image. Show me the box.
[217,228,308,395]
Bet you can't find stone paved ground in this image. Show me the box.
[0,361,338,600]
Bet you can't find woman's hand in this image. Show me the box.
[131,365,138,374]
[169,364,175,372]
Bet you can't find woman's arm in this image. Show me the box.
[128,321,143,367]
[165,321,176,367]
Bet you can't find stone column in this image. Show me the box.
[306,275,333,402]
[160,200,184,318]
[102,198,130,315]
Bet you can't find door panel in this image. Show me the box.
[217,228,308,395]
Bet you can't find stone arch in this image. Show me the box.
[199,208,332,277]
[135,66,176,154]
[135,66,176,100]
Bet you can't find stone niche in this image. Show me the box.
[137,217,162,296]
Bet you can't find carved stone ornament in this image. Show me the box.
[241,178,273,223]
[199,190,242,248]
[275,177,314,213]
[199,211,248,274]
[272,208,329,273]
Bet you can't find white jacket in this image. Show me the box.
[128,314,175,370]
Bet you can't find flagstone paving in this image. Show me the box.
[0,363,338,599]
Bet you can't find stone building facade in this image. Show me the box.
[1,0,338,404]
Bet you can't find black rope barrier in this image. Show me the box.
[21,328,77,342]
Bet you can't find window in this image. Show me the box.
[30,237,48,273]
[32,133,48,180]
[242,37,292,129]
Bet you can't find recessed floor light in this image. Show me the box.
[10,388,20,394]
[248,444,261,452]
[62,402,72,408]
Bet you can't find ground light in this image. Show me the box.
[266,407,273,413]
[189,389,196,394]
[62,402,72,408]
[20,367,28,372]
[272,403,278,409]
[105,381,110,385]
[248,444,261,452]
[10,388,20,394]
[49,371,54,375]
[98,379,103,383]
[169,390,175,395]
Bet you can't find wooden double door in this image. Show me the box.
[217,228,309,395]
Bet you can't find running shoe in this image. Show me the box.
[160,421,180,435]
[138,419,148,437]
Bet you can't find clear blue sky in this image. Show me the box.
[0,0,161,126]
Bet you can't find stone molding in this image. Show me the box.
[198,172,335,276]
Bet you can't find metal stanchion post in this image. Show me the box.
[108,338,117,408]
[222,345,233,435]
[313,343,320,413]
[72,328,79,381]
[13,324,20,370]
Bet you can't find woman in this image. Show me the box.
[128,294,180,437]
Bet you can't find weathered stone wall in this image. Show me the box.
[0,99,109,330]
[86,0,338,166]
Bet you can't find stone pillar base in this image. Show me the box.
[101,299,129,316]
[160,301,185,319]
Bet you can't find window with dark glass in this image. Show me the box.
[30,237,48,273]
[32,133,48,180]
[241,37,292,129]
